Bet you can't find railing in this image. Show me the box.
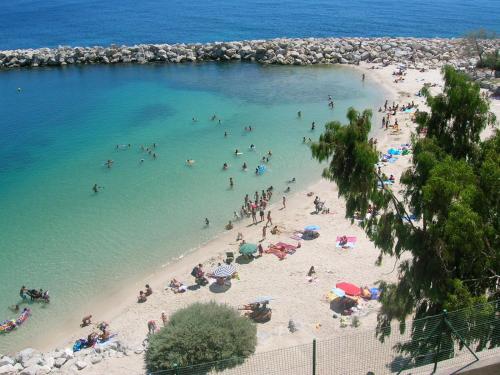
[150,300,500,375]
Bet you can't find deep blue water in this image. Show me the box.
[1,0,499,49]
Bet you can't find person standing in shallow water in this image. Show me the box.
[205,218,209,227]
[229,177,234,188]
[297,110,302,118]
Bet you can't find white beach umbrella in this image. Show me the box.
[212,264,236,278]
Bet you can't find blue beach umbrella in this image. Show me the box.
[304,225,320,231]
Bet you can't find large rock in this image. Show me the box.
[20,365,40,375]
[75,361,87,370]
[0,358,13,367]
[53,357,67,368]
[89,355,102,365]
[0,365,16,375]
[17,348,37,364]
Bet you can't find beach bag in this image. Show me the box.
[191,267,198,277]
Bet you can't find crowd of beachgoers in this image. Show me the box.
[1,61,498,375]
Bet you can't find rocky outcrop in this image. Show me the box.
[0,341,136,374]
[0,37,498,71]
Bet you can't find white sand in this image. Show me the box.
[43,64,498,375]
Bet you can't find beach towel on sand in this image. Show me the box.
[336,236,357,248]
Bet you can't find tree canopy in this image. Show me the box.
[311,66,498,341]
[145,302,257,373]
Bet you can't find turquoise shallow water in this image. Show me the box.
[0,63,381,352]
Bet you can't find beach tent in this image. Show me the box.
[239,243,258,255]
[212,264,236,278]
[336,282,361,296]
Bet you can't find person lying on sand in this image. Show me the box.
[137,291,147,303]
[81,315,92,327]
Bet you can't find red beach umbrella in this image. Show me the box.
[336,282,361,296]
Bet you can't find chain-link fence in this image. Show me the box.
[150,300,500,375]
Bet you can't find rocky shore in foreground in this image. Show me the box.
[1,37,498,71]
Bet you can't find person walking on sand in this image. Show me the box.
[161,311,168,326]
[262,224,267,239]
[266,210,272,226]
[251,208,257,224]
[282,196,286,209]
[259,207,265,222]
[147,320,157,335]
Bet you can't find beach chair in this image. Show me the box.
[225,252,234,264]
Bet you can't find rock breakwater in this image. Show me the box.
[1,37,498,71]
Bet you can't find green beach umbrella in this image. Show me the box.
[239,243,258,255]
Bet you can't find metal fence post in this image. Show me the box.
[312,339,317,375]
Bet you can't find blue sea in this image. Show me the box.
[1,0,499,49]
[0,0,498,354]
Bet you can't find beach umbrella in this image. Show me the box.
[239,243,258,255]
[336,282,361,296]
[212,264,236,278]
[304,225,320,231]
[251,296,274,304]
[330,288,346,298]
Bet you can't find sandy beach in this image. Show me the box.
[10,62,498,375]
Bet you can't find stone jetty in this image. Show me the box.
[1,37,498,71]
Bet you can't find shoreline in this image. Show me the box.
[2,61,498,375]
[31,65,393,355]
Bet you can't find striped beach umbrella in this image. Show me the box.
[212,264,236,278]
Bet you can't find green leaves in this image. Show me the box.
[311,66,499,354]
[145,302,257,373]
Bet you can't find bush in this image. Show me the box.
[145,302,257,373]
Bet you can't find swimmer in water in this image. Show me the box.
[229,177,234,188]
[249,144,255,150]
[249,126,252,131]
[192,117,198,122]
[92,184,99,193]
[311,122,315,130]
[105,159,113,168]
[242,162,247,170]
[285,186,291,192]
[186,159,195,165]
[224,131,227,137]
[268,150,272,156]
[235,149,239,155]
[17,87,22,92]
[303,137,306,143]
[255,167,259,175]
[223,163,229,170]
[153,153,157,159]
[205,218,210,226]
[140,159,145,163]
[211,114,216,121]
[297,110,302,118]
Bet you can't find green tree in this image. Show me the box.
[462,29,497,66]
[145,302,257,373]
[311,66,498,355]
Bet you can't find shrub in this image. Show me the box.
[145,302,257,373]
